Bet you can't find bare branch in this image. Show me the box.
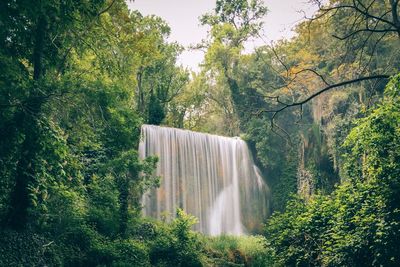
[270,44,289,78]
[98,0,117,16]
[256,75,390,119]
[332,26,396,40]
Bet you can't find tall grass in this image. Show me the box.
[202,235,273,266]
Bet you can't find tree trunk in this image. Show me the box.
[118,177,129,237]
[6,14,46,230]
[33,16,46,80]
[136,68,145,114]
[389,0,400,39]
[6,115,40,229]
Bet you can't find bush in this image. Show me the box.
[264,74,400,267]
[149,209,204,267]
[89,238,150,267]
[57,224,150,266]
[0,229,62,266]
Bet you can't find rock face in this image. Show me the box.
[139,124,270,235]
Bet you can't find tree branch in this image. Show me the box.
[98,0,117,16]
[256,75,390,119]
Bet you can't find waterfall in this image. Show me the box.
[139,124,270,235]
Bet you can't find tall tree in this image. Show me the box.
[0,0,109,229]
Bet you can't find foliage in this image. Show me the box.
[148,209,204,267]
[0,229,61,266]
[52,224,150,267]
[265,75,400,266]
[0,0,180,266]
[203,235,273,266]
[0,0,399,266]
[88,237,150,267]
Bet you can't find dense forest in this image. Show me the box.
[1,0,400,266]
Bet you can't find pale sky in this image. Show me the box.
[127,0,318,71]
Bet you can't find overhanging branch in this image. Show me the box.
[256,74,390,121]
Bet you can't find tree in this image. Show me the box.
[260,0,400,121]
[0,0,163,235]
[265,74,400,266]
[128,13,189,123]
[198,0,268,133]
[241,1,400,198]
[0,0,110,229]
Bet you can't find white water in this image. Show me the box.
[139,124,270,235]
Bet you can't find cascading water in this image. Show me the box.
[139,124,270,235]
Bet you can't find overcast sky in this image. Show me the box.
[127,0,318,71]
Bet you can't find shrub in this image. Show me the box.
[149,209,204,266]
[89,238,150,267]
[264,74,400,267]
[57,224,150,266]
[0,229,62,266]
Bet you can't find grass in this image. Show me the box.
[201,235,273,267]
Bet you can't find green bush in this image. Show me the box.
[149,209,204,267]
[0,229,62,266]
[56,224,150,266]
[89,238,150,267]
[57,224,103,267]
[264,74,400,267]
